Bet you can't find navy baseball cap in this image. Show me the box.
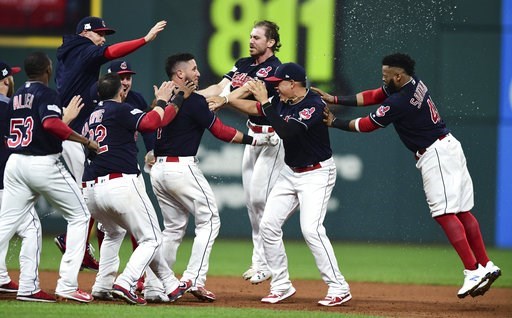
[108,60,136,75]
[76,16,116,35]
[0,61,21,80]
[266,62,307,82]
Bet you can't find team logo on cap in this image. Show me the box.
[1,68,7,77]
[120,61,128,70]
[84,23,92,30]
[256,66,272,78]
[376,105,390,117]
[299,107,315,120]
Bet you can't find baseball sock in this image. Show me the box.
[456,211,490,266]
[434,214,478,270]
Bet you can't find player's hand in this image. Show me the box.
[175,80,196,99]
[62,95,84,125]
[251,133,273,146]
[268,132,280,146]
[207,96,227,111]
[144,20,167,43]
[154,81,175,102]
[311,86,335,104]
[245,80,269,104]
[323,106,336,127]
[144,150,155,172]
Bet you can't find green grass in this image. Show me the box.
[5,237,512,287]
[2,237,511,318]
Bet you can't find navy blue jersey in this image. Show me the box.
[84,100,146,178]
[268,90,332,167]
[55,34,109,132]
[7,82,63,155]
[125,90,155,151]
[369,76,450,152]
[154,93,215,157]
[0,94,11,189]
[224,55,281,125]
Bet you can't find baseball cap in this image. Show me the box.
[0,61,21,80]
[108,60,136,75]
[265,62,307,82]
[76,16,116,35]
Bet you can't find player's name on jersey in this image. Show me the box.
[12,93,35,110]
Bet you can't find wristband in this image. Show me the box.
[155,99,167,109]
[261,101,272,111]
[241,133,254,145]
[223,95,229,105]
[170,91,185,109]
[336,95,358,106]
[331,117,351,131]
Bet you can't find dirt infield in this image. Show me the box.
[2,271,511,317]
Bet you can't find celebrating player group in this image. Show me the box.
[0,13,501,307]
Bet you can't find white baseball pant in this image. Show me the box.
[242,128,285,272]
[415,134,474,217]
[150,156,220,288]
[84,174,180,294]
[260,157,350,296]
[0,153,90,294]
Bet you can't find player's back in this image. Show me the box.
[154,93,215,157]
[8,82,63,155]
[85,100,142,177]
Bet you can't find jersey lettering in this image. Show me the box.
[409,80,428,109]
[7,117,34,148]
[427,97,441,124]
[90,124,108,154]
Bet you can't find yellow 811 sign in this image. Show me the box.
[208,0,335,82]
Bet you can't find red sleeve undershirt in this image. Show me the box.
[161,106,177,126]
[104,38,146,60]
[357,116,380,132]
[361,88,387,106]
[209,117,237,142]
[42,117,73,140]
[138,111,162,132]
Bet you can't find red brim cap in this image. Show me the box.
[92,27,116,35]
[265,76,283,82]
[117,70,136,75]
[11,67,21,75]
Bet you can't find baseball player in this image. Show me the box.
[204,20,285,284]
[0,52,99,302]
[53,16,167,270]
[0,60,22,295]
[147,53,276,302]
[83,72,190,305]
[314,53,501,298]
[228,62,352,306]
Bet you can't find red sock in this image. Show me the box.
[130,235,138,251]
[457,211,490,266]
[435,214,477,270]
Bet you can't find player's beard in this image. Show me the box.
[385,79,399,94]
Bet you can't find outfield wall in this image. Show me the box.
[0,0,507,246]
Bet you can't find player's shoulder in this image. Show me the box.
[305,89,325,106]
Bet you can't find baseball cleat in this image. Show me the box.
[54,234,66,254]
[144,291,170,303]
[190,286,216,302]
[457,264,489,298]
[243,267,257,280]
[261,286,296,304]
[0,280,18,293]
[92,290,115,301]
[250,270,271,284]
[112,284,146,305]
[81,243,99,271]
[135,275,145,293]
[168,280,192,302]
[17,290,56,303]
[470,261,501,297]
[318,292,352,306]
[56,288,94,303]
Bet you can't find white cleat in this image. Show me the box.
[261,286,296,304]
[250,270,271,284]
[457,264,489,299]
